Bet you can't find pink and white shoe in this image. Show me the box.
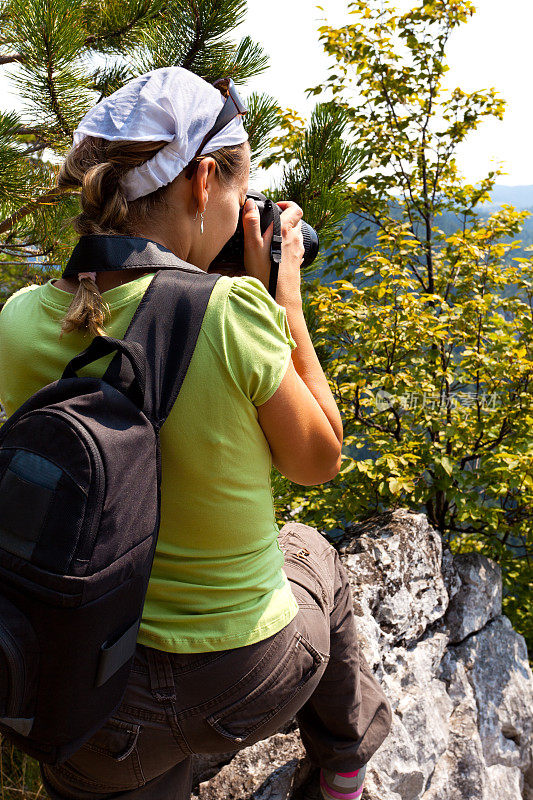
[320,764,367,800]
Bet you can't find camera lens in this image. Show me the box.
[301,221,319,268]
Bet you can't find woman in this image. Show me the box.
[0,67,392,800]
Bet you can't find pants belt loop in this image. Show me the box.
[146,646,176,703]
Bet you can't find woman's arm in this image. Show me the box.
[242,199,343,486]
[279,298,343,448]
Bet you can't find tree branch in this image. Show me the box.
[0,53,24,64]
[459,418,512,468]
[84,0,158,48]
[43,31,71,136]
[0,187,67,235]
[181,0,209,70]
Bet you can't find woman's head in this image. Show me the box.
[56,67,250,337]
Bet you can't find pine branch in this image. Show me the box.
[135,0,252,76]
[181,0,207,69]
[13,126,44,136]
[23,142,51,155]
[269,102,361,245]
[228,36,269,82]
[0,187,67,235]
[8,0,91,141]
[84,14,148,47]
[199,36,269,83]
[1,17,159,66]
[42,27,72,136]
[82,0,167,53]
[243,92,280,170]
[0,0,277,297]
[89,62,134,101]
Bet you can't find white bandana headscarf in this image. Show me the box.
[72,67,249,202]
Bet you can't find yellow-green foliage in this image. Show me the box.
[273,0,532,662]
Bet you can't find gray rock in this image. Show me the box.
[192,509,533,800]
[444,552,502,643]
[442,616,533,785]
[195,732,309,800]
[425,655,493,800]
[341,509,451,649]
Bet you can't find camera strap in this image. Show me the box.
[268,200,282,300]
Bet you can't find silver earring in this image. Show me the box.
[194,207,205,233]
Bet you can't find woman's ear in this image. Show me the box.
[193,157,217,212]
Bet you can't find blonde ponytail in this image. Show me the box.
[59,276,110,340]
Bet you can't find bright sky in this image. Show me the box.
[0,1,530,188]
[242,0,532,188]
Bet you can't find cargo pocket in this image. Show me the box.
[59,716,143,793]
[82,717,141,762]
[0,594,39,736]
[206,630,326,745]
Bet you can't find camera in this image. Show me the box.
[209,189,319,299]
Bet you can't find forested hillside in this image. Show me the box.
[311,184,533,284]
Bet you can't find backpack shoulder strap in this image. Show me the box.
[107,268,220,429]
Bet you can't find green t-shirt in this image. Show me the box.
[0,272,300,652]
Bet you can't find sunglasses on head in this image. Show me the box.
[184,77,248,178]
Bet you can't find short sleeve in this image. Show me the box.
[223,276,297,406]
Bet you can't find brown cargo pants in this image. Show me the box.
[40,525,393,799]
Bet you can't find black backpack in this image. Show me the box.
[0,235,221,764]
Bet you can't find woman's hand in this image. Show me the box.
[242,198,304,306]
[242,198,274,289]
[275,200,304,307]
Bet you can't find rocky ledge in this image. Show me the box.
[191,509,533,800]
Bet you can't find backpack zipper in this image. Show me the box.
[38,409,105,567]
[0,617,25,717]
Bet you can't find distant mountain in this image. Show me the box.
[480,184,533,211]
